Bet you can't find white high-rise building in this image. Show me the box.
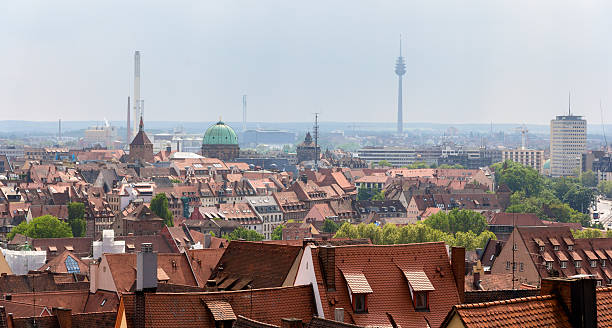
[550,114,586,177]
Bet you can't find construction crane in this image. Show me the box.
[515,125,529,150]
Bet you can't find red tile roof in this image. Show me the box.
[119,285,316,328]
[185,248,225,286]
[104,253,198,293]
[210,241,302,290]
[443,295,572,327]
[37,250,89,275]
[310,242,460,328]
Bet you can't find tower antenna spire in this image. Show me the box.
[399,34,402,57]
[395,36,407,135]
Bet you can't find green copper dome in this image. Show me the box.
[203,121,238,145]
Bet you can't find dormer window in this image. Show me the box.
[603,260,607,267]
[546,261,553,270]
[401,270,435,312]
[554,245,559,251]
[561,261,568,268]
[539,246,545,252]
[568,245,573,251]
[591,260,597,268]
[575,261,581,268]
[340,268,372,313]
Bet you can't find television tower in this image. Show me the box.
[132,51,141,139]
[394,37,406,134]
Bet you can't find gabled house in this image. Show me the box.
[491,226,612,287]
[293,242,465,327]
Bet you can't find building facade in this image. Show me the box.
[502,149,545,173]
[296,132,319,163]
[550,114,586,177]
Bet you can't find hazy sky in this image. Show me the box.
[1,0,610,124]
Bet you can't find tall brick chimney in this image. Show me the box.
[451,247,465,303]
[137,243,157,292]
[540,277,596,328]
[52,308,72,328]
[318,246,335,291]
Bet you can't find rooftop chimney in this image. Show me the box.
[281,318,302,328]
[540,277,596,328]
[52,307,72,328]
[451,247,465,303]
[204,233,212,249]
[205,280,217,292]
[137,243,157,292]
[472,271,481,290]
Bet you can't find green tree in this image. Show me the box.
[572,228,603,239]
[371,190,385,201]
[599,181,612,198]
[67,202,86,237]
[322,219,340,234]
[334,222,360,239]
[8,215,73,240]
[378,160,392,167]
[474,230,497,249]
[453,231,478,250]
[150,193,174,227]
[580,170,598,188]
[424,209,487,235]
[381,223,400,244]
[562,185,595,214]
[491,160,543,197]
[357,188,380,201]
[223,227,265,241]
[271,225,284,240]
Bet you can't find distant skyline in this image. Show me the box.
[1,0,610,124]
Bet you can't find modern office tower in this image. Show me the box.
[550,113,586,177]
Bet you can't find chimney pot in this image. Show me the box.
[281,318,303,328]
[334,308,344,322]
[137,243,157,292]
[205,280,217,292]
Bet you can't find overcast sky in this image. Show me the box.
[1,0,610,124]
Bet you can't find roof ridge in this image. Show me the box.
[455,294,554,309]
[322,241,446,248]
[124,284,311,296]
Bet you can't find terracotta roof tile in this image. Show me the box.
[120,285,316,328]
[310,242,460,328]
[205,300,237,321]
[339,268,373,294]
[449,295,572,327]
[210,241,302,290]
[402,271,435,292]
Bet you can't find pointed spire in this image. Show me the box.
[139,115,144,132]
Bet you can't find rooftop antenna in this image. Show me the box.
[568,91,571,116]
[601,100,608,152]
[314,113,320,171]
[395,35,406,135]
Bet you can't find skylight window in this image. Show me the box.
[65,255,80,273]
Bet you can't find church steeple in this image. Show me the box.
[139,116,144,132]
